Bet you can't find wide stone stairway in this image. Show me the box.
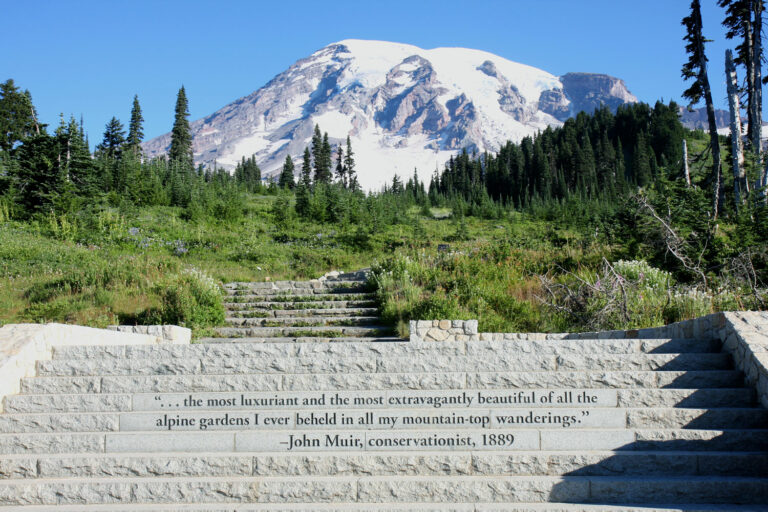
[0,272,767,510]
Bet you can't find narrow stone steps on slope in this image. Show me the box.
[224,308,380,318]
[224,281,369,291]
[0,475,767,506]
[2,451,766,479]
[223,300,378,310]
[225,287,376,302]
[225,292,376,301]
[224,279,368,290]
[224,316,382,327]
[196,336,405,344]
[213,325,394,338]
[33,353,735,378]
[49,339,723,362]
[0,406,765,432]
[19,370,747,395]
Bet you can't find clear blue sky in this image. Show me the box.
[0,0,740,147]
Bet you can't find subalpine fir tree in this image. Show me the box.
[126,95,144,155]
[344,135,356,189]
[682,0,723,217]
[300,147,312,188]
[278,154,295,189]
[311,125,323,181]
[0,79,40,152]
[97,117,125,160]
[335,145,346,187]
[169,86,193,168]
[65,116,95,196]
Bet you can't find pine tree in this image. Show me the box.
[311,125,323,181]
[0,79,40,152]
[96,117,125,160]
[169,86,193,168]
[65,116,95,195]
[632,132,653,187]
[312,129,332,184]
[295,150,312,218]
[344,135,357,189]
[301,147,312,188]
[126,95,144,155]
[682,0,724,217]
[278,154,295,189]
[335,145,346,187]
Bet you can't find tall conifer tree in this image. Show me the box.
[126,95,144,155]
[279,154,295,189]
[169,86,193,168]
[682,0,723,217]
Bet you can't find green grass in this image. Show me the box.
[2,192,762,338]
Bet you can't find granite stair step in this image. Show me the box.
[197,336,405,344]
[0,405,765,431]
[48,339,723,362]
[2,450,766,479]
[0,475,767,506]
[224,316,382,327]
[227,288,370,297]
[223,300,378,310]
[0,504,765,512]
[32,353,735,378]
[19,370,747,395]
[2,429,768,455]
[225,292,376,301]
[224,308,380,318]
[212,326,393,338]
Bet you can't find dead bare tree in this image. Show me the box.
[634,194,709,288]
[726,49,748,207]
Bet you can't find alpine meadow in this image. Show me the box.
[0,2,766,340]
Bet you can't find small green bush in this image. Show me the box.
[141,268,225,329]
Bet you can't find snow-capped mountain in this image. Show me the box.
[143,39,637,190]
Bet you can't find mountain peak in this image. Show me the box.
[143,40,637,190]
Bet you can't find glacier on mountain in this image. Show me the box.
[142,39,637,190]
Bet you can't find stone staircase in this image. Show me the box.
[0,272,767,510]
[206,270,399,343]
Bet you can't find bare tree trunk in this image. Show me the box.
[752,0,763,153]
[701,66,723,218]
[683,138,691,187]
[727,49,747,207]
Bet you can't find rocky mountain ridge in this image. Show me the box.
[143,40,639,190]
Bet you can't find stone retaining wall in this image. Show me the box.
[412,311,768,408]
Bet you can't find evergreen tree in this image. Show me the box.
[233,155,261,192]
[335,145,346,187]
[632,132,653,187]
[311,125,323,181]
[682,0,724,217]
[278,154,295,189]
[344,135,357,189]
[169,86,193,168]
[301,147,313,188]
[312,128,332,184]
[126,95,144,155]
[96,117,125,160]
[0,79,40,152]
[13,133,65,214]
